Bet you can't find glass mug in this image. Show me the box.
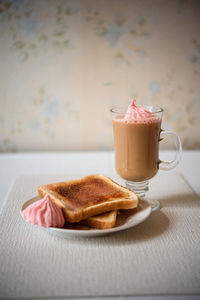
[111,105,182,211]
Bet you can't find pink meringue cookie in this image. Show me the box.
[23,195,65,228]
[124,99,154,122]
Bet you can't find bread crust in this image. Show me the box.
[85,210,117,229]
[38,174,138,223]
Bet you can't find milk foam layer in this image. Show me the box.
[124,99,157,123]
[23,195,65,228]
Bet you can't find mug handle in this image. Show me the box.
[158,130,182,170]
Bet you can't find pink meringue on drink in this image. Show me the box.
[23,195,65,228]
[124,99,154,121]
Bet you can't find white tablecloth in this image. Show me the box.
[0,150,200,300]
[0,171,200,299]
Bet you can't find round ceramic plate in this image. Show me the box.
[21,196,151,238]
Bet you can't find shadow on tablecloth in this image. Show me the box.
[67,209,170,246]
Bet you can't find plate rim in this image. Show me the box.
[20,196,152,236]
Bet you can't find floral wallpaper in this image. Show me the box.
[0,0,200,151]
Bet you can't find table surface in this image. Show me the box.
[0,150,200,300]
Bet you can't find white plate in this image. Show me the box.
[21,196,151,238]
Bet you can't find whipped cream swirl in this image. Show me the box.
[124,99,154,120]
[23,195,65,228]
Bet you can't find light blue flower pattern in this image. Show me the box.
[19,12,43,37]
[104,22,127,47]
[43,99,60,122]
[0,0,199,151]
[6,0,31,10]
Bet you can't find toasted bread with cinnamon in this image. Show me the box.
[85,210,117,229]
[38,174,138,223]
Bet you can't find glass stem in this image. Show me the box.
[125,180,149,198]
[125,180,160,212]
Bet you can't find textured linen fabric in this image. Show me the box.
[0,173,200,298]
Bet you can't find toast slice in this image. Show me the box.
[38,174,138,223]
[85,210,117,229]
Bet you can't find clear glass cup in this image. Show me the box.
[111,105,182,211]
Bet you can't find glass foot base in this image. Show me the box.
[148,200,160,212]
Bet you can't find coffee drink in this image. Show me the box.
[112,118,161,182]
[111,100,182,211]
